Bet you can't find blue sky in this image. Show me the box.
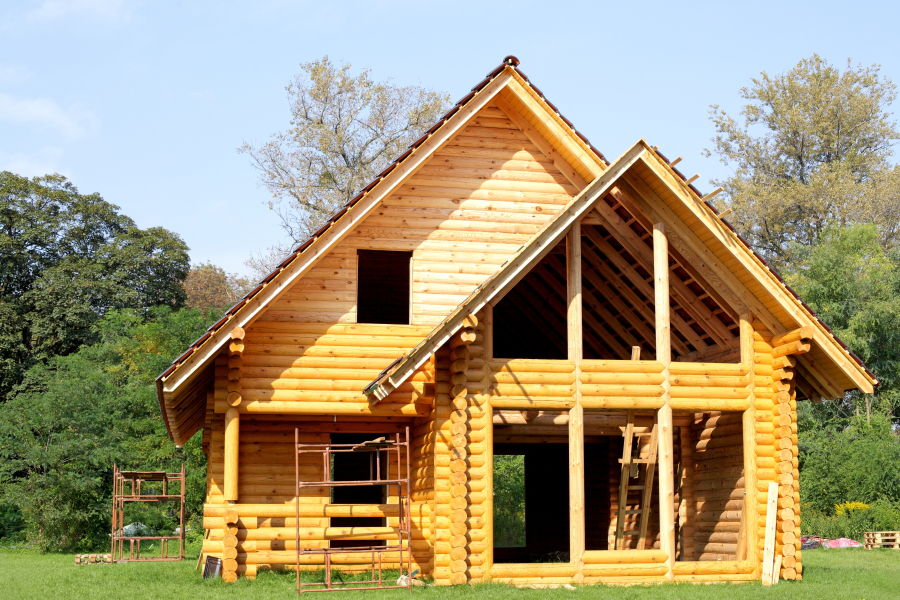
[2,0,898,275]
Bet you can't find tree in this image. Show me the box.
[789,225,900,424]
[0,307,214,552]
[706,55,900,270]
[182,262,253,311]
[239,56,451,244]
[0,172,190,397]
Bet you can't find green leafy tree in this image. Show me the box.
[706,55,900,270]
[0,172,190,397]
[789,225,900,423]
[0,307,213,552]
[239,56,451,244]
[493,454,526,547]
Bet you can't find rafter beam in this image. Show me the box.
[603,186,737,345]
[580,235,690,357]
[582,225,708,355]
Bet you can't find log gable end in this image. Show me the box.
[156,56,877,587]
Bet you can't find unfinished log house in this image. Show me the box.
[156,56,878,586]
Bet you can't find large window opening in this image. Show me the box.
[329,433,388,549]
[492,249,567,360]
[492,439,569,563]
[356,250,411,325]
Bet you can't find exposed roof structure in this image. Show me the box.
[157,56,877,446]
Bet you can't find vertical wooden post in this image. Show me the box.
[567,223,584,581]
[740,313,759,571]
[224,327,244,505]
[653,222,675,581]
[481,305,494,581]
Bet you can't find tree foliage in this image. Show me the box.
[0,172,190,397]
[0,307,214,551]
[239,56,451,243]
[182,262,253,312]
[706,55,900,270]
[789,225,900,421]
[493,454,525,547]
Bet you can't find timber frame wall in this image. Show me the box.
[164,60,873,587]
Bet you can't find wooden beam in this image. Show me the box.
[620,173,752,319]
[224,408,239,503]
[654,222,675,582]
[568,223,585,581]
[581,242,656,340]
[605,184,738,343]
[581,225,705,355]
[531,260,620,358]
[592,200,727,349]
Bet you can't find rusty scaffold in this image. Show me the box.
[294,428,412,593]
[110,464,186,562]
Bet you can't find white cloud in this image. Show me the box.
[0,93,98,140]
[0,147,68,177]
[29,0,131,21]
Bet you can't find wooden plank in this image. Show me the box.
[494,95,589,190]
[503,77,606,178]
[368,143,646,402]
[761,481,778,585]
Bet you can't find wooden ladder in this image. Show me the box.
[614,410,659,550]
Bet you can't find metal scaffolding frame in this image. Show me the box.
[294,428,412,594]
[110,464,185,562]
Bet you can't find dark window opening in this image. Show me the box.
[329,433,388,549]
[357,250,411,325]
[492,250,567,360]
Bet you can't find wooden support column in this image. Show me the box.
[740,314,759,572]
[224,327,244,505]
[567,223,585,581]
[653,223,675,581]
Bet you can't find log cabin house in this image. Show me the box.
[156,56,878,586]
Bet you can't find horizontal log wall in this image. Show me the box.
[688,410,745,561]
[214,322,435,416]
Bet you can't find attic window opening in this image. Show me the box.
[357,250,412,325]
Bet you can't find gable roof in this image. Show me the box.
[364,141,878,402]
[155,56,612,444]
[156,56,877,445]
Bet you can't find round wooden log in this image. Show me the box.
[222,571,238,583]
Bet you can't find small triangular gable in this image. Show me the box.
[367,142,876,403]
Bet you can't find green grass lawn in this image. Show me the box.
[1,548,898,599]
